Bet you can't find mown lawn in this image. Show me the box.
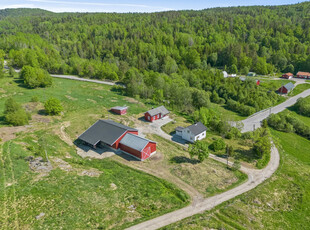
[259,79,296,91]
[0,133,189,229]
[162,129,310,230]
[289,83,310,96]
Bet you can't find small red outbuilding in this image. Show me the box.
[282,73,293,79]
[111,106,128,115]
[144,105,169,122]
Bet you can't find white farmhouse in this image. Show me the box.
[175,122,207,143]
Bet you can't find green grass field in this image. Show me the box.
[289,84,310,96]
[162,128,310,229]
[0,130,189,229]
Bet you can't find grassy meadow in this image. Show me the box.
[162,128,310,229]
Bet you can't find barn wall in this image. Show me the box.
[119,143,142,160]
[145,142,156,154]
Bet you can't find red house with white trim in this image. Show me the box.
[296,71,310,79]
[144,106,169,122]
[78,120,156,160]
[282,73,293,79]
[278,82,295,94]
[111,106,128,115]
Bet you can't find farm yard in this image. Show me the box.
[0,75,249,229]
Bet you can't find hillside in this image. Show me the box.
[1,3,309,118]
[0,8,54,19]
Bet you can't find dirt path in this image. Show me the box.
[6,142,19,229]
[59,122,73,146]
[126,120,280,230]
[0,144,9,228]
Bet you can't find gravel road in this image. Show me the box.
[241,88,310,132]
[51,74,116,86]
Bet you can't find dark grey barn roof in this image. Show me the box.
[175,126,184,132]
[283,82,295,91]
[120,133,155,152]
[78,120,137,146]
[186,122,207,136]
[146,106,169,117]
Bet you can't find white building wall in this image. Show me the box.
[182,129,206,143]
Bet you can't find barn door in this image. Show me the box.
[142,147,151,160]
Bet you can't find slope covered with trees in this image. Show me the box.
[0,2,309,116]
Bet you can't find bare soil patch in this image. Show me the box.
[87,99,97,104]
[0,126,29,142]
[65,95,77,101]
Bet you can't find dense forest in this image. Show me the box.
[0,2,309,116]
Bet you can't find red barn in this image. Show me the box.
[119,133,156,161]
[282,73,293,79]
[111,106,128,115]
[78,119,157,160]
[144,106,169,122]
[78,120,138,149]
[296,71,310,79]
[278,82,295,94]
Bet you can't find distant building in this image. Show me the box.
[144,106,169,122]
[256,80,260,86]
[175,122,207,143]
[278,82,295,94]
[111,106,128,115]
[222,71,228,78]
[247,72,256,77]
[296,71,310,79]
[228,74,237,78]
[282,72,293,79]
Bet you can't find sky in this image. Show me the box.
[0,0,306,13]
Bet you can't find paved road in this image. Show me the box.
[127,120,280,230]
[51,74,116,86]
[241,88,310,132]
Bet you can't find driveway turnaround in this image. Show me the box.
[241,89,310,132]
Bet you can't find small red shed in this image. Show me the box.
[278,82,295,94]
[282,73,293,79]
[119,133,156,161]
[144,106,169,122]
[111,106,128,115]
[256,80,260,86]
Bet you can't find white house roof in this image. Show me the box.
[120,133,155,152]
[111,106,128,110]
[146,106,169,117]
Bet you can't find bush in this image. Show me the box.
[31,96,39,102]
[20,65,52,88]
[295,96,310,117]
[232,160,241,171]
[4,98,30,126]
[44,98,63,115]
[188,141,209,162]
[210,138,226,152]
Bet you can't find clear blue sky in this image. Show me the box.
[0,0,306,13]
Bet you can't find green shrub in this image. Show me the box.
[4,98,30,126]
[44,97,63,115]
[20,65,52,88]
[210,138,226,152]
[31,96,39,102]
[232,160,241,171]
